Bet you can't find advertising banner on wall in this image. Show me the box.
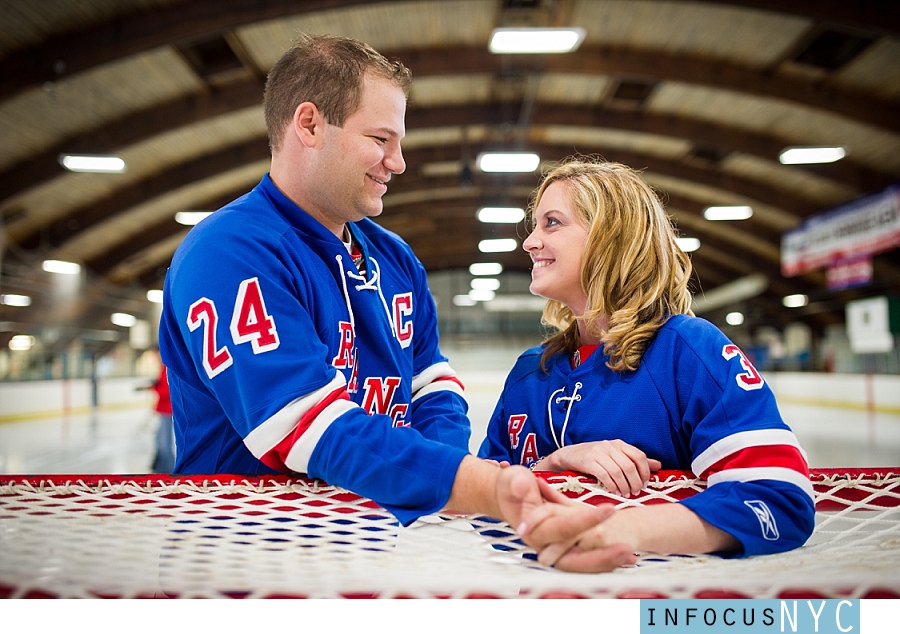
[781,184,900,278]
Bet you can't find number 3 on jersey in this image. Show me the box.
[187,277,279,379]
[722,344,764,391]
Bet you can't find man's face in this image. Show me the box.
[309,74,407,236]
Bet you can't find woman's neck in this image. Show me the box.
[575,314,607,346]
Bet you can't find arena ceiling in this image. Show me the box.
[1,0,899,356]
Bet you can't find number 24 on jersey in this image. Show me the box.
[187,277,279,379]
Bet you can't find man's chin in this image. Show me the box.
[362,204,384,219]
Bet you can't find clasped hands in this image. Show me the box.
[495,440,662,573]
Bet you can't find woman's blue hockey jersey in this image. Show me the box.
[478,315,815,556]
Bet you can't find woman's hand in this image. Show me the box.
[535,440,662,497]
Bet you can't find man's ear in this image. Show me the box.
[291,102,325,149]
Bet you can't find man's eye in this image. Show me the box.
[373,136,387,144]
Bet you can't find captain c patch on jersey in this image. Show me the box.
[392,292,413,348]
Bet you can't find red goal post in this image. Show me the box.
[1,469,897,599]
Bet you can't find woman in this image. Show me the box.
[478,158,815,570]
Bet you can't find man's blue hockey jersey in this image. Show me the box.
[159,174,470,525]
[478,315,815,556]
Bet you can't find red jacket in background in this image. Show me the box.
[154,366,172,416]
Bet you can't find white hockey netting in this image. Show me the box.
[1,469,897,598]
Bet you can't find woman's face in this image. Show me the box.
[522,181,590,316]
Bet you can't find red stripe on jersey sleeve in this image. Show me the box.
[259,387,351,472]
[435,376,465,390]
[699,444,809,480]
[411,375,465,399]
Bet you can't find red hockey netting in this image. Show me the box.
[1,469,897,598]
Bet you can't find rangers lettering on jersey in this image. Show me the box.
[361,376,402,415]
[333,321,355,369]
[520,433,539,465]
[507,414,527,448]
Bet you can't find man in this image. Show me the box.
[159,34,627,570]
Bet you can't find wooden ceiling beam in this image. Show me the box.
[4,97,887,211]
[0,0,383,100]
[12,137,806,260]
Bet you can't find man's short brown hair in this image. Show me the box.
[263,34,412,153]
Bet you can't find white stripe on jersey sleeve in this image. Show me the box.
[284,399,359,473]
[244,372,346,460]
[411,361,458,393]
[412,379,465,403]
[691,429,808,477]
[708,467,815,501]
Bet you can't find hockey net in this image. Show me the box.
[0,469,897,599]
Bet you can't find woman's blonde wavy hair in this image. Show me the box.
[533,157,694,373]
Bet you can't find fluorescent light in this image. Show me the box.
[477,152,540,173]
[469,262,504,276]
[676,237,701,253]
[59,154,126,173]
[146,289,164,304]
[778,147,846,165]
[453,294,477,307]
[9,335,35,351]
[471,278,501,291]
[477,207,525,223]
[42,259,81,274]
[468,289,496,302]
[782,294,808,308]
[489,27,586,54]
[175,211,213,226]
[478,238,518,253]
[111,312,137,328]
[1,294,31,307]
[704,205,753,221]
[725,312,745,326]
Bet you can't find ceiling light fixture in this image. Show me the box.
[778,147,846,165]
[676,237,701,253]
[468,289,496,302]
[146,290,164,304]
[469,262,504,276]
[471,278,501,291]
[111,312,137,328]
[478,238,518,253]
[489,27,586,54]
[9,335,35,351]
[703,205,753,221]
[175,211,213,226]
[42,260,81,275]
[477,152,540,173]
[477,207,525,223]
[782,294,809,308]
[1,294,31,307]
[725,312,745,326]
[59,154,126,173]
[453,294,477,307]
